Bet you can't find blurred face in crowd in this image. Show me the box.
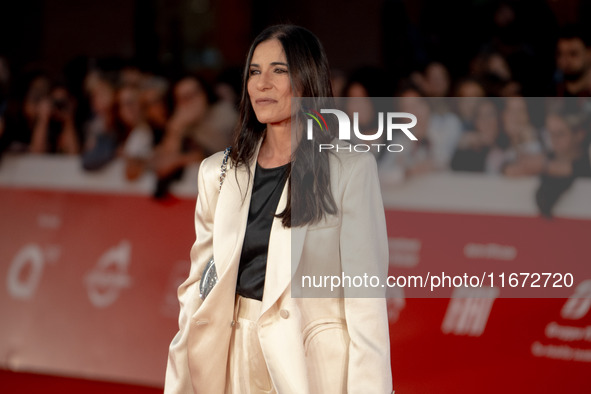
[345,83,374,128]
[173,77,208,121]
[141,88,168,128]
[546,114,581,157]
[456,80,485,98]
[120,66,143,87]
[557,38,591,81]
[456,80,485,122]
[50,86,74,122]
[90,79,115,116]
[424,62,450,97]
[487,54,512,81]
[118,86,142,128]
[399,89,429,139]
[23,76,51,120]
[475,100,499,146]
[247,39,292,125]
[502,97,531,140]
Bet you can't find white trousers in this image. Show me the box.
[226,296,277,394]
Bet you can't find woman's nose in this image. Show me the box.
[256,71,272,91]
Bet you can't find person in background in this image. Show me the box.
[81,70,119,170]
[0,57,8,155]
[500,96,545,176]
[536,110,591,217]
[342,66,393,165]
[451,99,505,173]
[117,84,153,181]
[469,51,520,96]
[190,82,238,157]
[379,86,461,186]
[213,67,242,108]
[412,61,451,97]
[153,75,237,197]
[454,78,486,132]
[139,76,169,148]
[411,62,462,154]
[554,25,591,97]
[29,82,79,154]
[543,111,590,178]
[119,63,144,88]
[2,73,52,153]
[154,76,210,175]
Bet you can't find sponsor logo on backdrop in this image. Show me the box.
[441,287,499,337]
[6,243,60,300]
[531,282,591,362]
[389,237,421,267]
[561,279,591,320]
[85,240,132,308]
[463,243,517,261]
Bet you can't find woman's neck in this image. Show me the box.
[258,121,292,168]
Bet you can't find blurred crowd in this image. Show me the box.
[0,22,590,214]
[0,58,240,197]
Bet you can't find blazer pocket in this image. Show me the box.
[303,318,350,390]
[302,318,348,355]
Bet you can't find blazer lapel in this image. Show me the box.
[260,182,309,315]
[213,160,254,277]
[213,146,259,279]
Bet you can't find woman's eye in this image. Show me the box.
[249,69,260,76]
[275,68,288,74]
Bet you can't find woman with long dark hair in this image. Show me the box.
[165,24,392,393]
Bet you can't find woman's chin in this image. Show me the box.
[256,116,291,127]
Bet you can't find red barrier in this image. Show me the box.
[0,188,192,387]
[385,211,591,393]
[1,158,590,392]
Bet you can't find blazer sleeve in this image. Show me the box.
[339,153,393,393]
[164,155,217,393]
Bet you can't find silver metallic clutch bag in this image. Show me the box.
[198,147,230,301]
[199,257,218,300]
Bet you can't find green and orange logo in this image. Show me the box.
[304,109,329,132]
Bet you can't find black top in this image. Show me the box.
[236,162,288,301]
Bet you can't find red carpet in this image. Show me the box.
[0,370,162,394]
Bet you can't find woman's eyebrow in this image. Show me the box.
[249,62,288,67]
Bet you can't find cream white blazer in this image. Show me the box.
[165,141,393,393]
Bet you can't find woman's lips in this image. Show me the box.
[255,98,277,105]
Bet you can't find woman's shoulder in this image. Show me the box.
[200,146,235,174]
[200,149,228,172]
[197,149,231,192]
[327,140,378,174]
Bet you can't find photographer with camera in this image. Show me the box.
[29,83,79,154]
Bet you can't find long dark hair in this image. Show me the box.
[231,24,337,227]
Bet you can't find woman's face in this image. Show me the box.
[247,39,292,126]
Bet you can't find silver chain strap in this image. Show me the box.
[219,146,231,192]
